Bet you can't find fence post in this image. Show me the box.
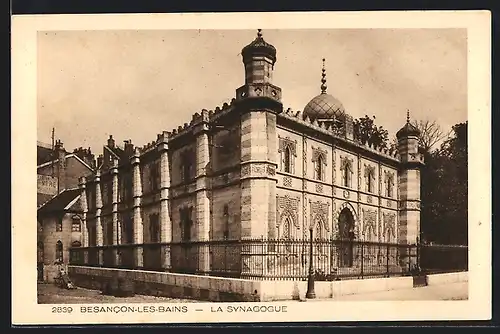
[306,228,316,299]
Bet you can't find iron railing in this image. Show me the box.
[69,239,468,281]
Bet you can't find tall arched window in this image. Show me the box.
[316,155,324,181]
[314,220,326,254]
[367,171,375,193]
[386,174,394,198]
[283,146,291,173]
[343,162,352,188]
[281,217,293,253]
[55,240,63,263]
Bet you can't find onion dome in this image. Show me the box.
[303,58,346,121]
[241,29,277,63]
[396,110,421,139]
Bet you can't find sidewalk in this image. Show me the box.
[37,283,198,304]
[305,281,468,301]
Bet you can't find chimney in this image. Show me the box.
[107,135,115,148]
[97,155,103,168]
[124,140,134,155]
[54,140,66,193]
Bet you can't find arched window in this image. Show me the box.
[55,240,63,263]
[283,146,292,174]
[367,171,375,193]
[386,174,394,198]
[315,220,326,254]
[281,217,293,253]
[316,155,324,181]
[343,163,352,188]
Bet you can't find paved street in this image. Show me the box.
[331,281,468,301]
[37,283,198,304]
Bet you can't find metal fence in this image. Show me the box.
[69,239,468,281]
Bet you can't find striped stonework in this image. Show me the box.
[240,111,277,239]
[111,159,119,265]
[131,148,144,268]
[244,57,274,84]
[157,136,172,270]
[397,133,422,245]
[194,121,211,272]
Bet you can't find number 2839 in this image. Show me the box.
[52,306,73,313]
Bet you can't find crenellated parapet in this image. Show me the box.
[278,107,401,163]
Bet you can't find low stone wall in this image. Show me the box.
[426,271,468,286]
[68,266,261,302]
[68,266,468,302]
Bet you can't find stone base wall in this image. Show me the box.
[68,266,468,302]
[68,266,261,302]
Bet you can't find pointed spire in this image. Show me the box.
[321,58,328,94]
[257,29,263,39]
[406,109,410,123]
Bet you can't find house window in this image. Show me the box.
[223,204,229,239]
[56,216,63,232]
[55,240,63,263]
[149,213,160,243]
[71,217,81,232]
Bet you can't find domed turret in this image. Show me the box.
[396,111,421,139]
[303,58,347,122]
[241,29,277,64]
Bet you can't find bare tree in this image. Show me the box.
[411,119,450,153]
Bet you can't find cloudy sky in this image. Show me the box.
[37,29,467,153]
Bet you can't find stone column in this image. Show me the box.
[194,111,210,274]
[79,176,89,264]
[111,159,120,266]
[131,148,144,268]
[157,132,172,271]
[95,171,104,266]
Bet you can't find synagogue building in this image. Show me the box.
[71,30,424,278]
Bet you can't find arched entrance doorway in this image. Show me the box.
[338,207,355,267]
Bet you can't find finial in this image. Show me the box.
[320,58,327,94]
[406,109,410,123]
[257,29,262,38]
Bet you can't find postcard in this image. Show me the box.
[11,11,491,325]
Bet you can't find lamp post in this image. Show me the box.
[305,227,316,299]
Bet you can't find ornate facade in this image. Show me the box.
[77,30,424,271]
